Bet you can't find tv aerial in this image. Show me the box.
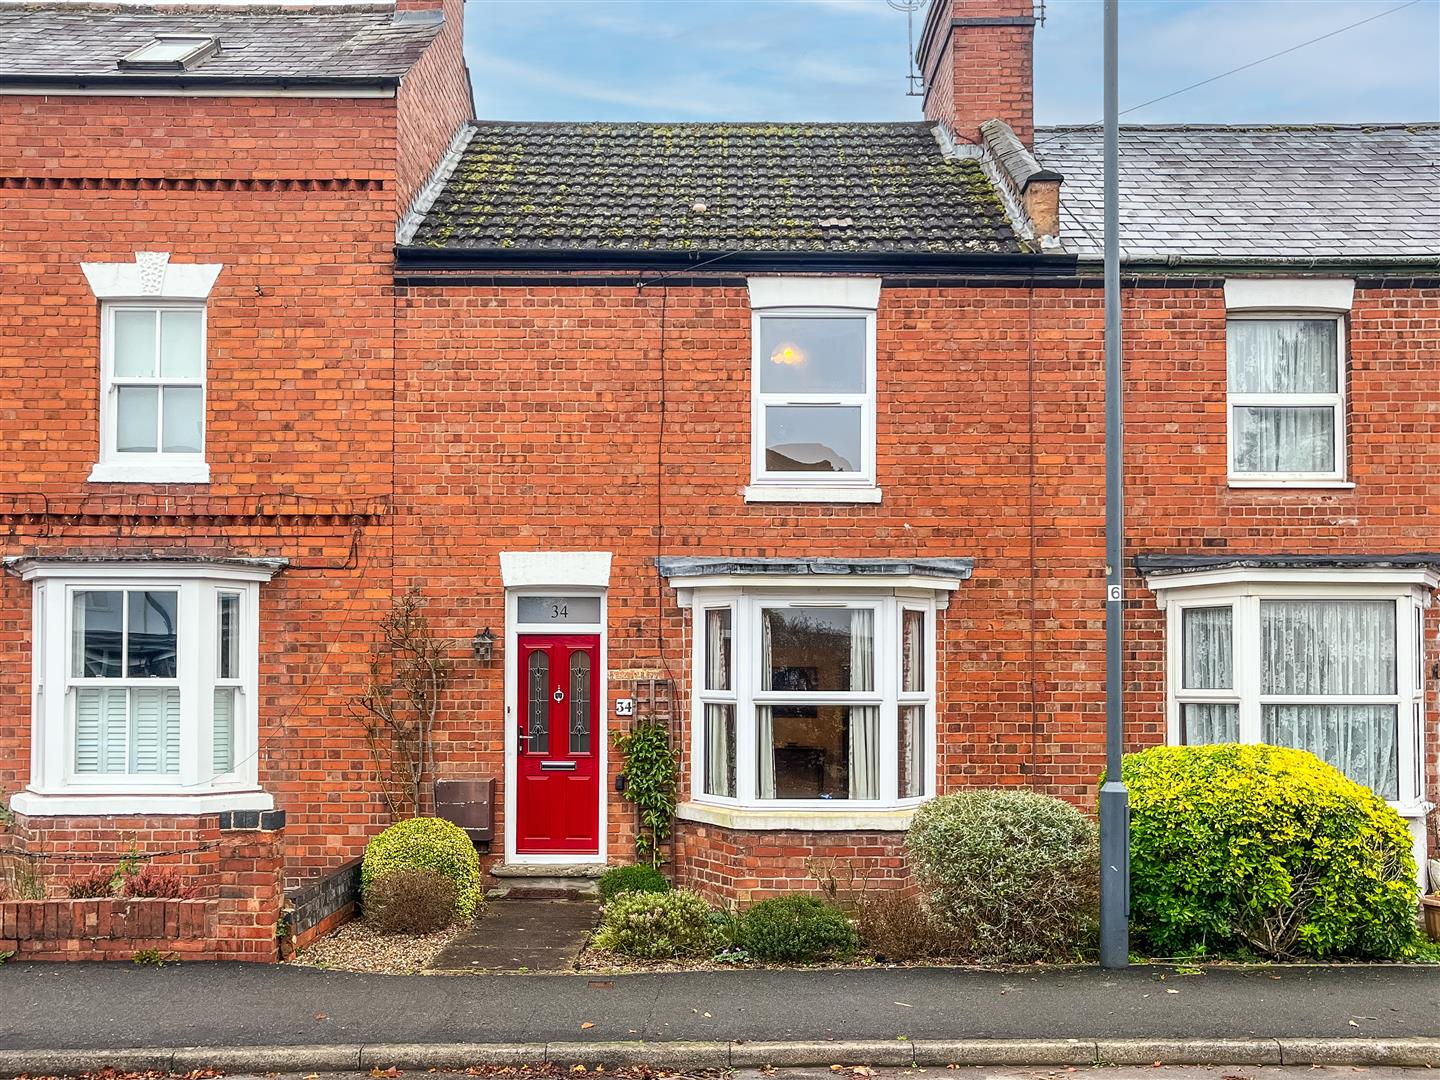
[887,0,926,97]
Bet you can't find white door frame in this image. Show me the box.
[499,552,612,867]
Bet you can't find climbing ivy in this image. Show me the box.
[612,718,678,868]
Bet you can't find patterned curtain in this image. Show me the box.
[847,609,878,799]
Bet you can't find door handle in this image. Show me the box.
[540,760,577,771]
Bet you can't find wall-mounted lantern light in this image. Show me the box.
[472,627,495,662]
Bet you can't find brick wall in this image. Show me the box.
[674,823,910,905]
[396,0,474,216]
[0,813,284,961]
[0,91,405,895]
[393,275,1440,889]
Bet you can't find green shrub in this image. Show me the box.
[1123,744,1418,960]
[598,864,670,902]
[907,789,1099,964]
[593,888,719,959]
[365,869,459,935]
[735,895,858,963]
[362,817,483,919]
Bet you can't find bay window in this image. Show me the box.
[692,591,935,808]
[7,559,278,815]
[1154,566,1429,809]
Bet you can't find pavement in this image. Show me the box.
[430,899,599,972]
[0,962,1438,1073]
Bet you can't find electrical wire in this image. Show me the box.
[1032,0,1424,153]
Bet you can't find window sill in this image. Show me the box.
[744,485,882,505]
[1226,478,1355,490]
[9,788,273,817]
[88,461,211,485]
[676,800,918,832]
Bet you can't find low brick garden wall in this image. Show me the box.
[0,809,286,962]
[1,896,219,961]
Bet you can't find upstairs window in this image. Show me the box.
[754,314,873,482]
[103,305,206,464]
[1227,315,1345,483]
[81,252,221,485]
[746,277,880,503]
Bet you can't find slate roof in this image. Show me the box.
[1036,124,1440,260]
[407,121,1023,255]
[0,5,442,83]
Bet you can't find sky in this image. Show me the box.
[464,0,1440,125]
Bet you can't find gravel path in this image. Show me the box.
[290,918,472,975]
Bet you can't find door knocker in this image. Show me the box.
[553,688,565,703]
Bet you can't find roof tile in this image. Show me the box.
[410,121,1022,255]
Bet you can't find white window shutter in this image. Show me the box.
[212,687,235,774]
[129,687,181,775]
[74,688,103,773]
[163,687,181,775]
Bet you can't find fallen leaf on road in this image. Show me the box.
[894,1001,913,1008]
[1165,988,1180,994]
[1348,1020,1360,1028]
[581,1022,595,1029]
[314,1014,328,1022]
[702,1012,712,1018]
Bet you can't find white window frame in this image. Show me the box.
[1222,279,1355,490]
[745,276,881,504]
[8,560,277,816]
[81,252,222,485]
[687,588,937,811]
[1226,311,1347,486]
[96,302,209,479]
[1151,568,1433,815]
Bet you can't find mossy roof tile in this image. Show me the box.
[412,121,1022,255]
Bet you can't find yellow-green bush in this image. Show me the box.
[593,888,719,959]
[362,817,483,919]
[1123,744,1418,960]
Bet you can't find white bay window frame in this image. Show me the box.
[687,588,937,812]
[1152,567,1432,815]
[9,560,276,816]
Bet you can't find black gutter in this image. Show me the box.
[0,74,399,92]
[1077,254,1440,278]
[392,246,1078,277]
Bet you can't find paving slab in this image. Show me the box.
[428,898,599,972]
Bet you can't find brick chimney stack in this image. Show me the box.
[918,0,1036,147]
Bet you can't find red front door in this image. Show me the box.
[516,633,601,855]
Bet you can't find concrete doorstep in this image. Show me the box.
[1,1037,1439,1076]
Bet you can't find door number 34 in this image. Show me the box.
[614,698,635,717]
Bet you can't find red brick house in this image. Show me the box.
[2,0,1437,959]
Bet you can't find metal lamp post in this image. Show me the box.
[1098,0,1131,971]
